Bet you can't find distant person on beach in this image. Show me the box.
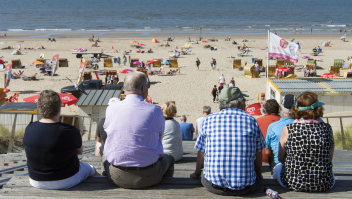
[344,29,347,35]
[218,84,223,95]
[293,27,296,34]
[196,58,201,70]
[103,72,174,189]
[229,77,235,87]
[310,27,313,34]
[4,33,6,38]
[300,25,302,34]
[117,57,121,66]
[219,74,225,86]
[211,85,218,103]
[212,59,216,70]
[123,55,127,66]
[23,90,99,190]
[340,29,342,34]
[179,115,195,141]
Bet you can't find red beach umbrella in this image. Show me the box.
[321,73,337,78]
[245,103,264,116]
[119,69,134,74]
[23,93,77,107]
[147,60,157,65]
[202,41,208,43]
[137,43,145,46]
[276,67,291,72]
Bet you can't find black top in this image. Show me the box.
[97,118,107,156]
[23,121,82,181]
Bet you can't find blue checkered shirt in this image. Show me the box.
[195,108,265,190]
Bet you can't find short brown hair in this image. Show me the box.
[37,90,61,118]
[264,99,280,114]
[291,91,324,120]
[161,102,177,118]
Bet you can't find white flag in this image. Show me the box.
[269,33,298,63]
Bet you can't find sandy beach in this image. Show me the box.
[0,33,351,125]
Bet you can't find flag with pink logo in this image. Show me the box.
[269,32,298,63]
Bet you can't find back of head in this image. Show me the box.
[123,72,147,93]
[37,90,61,119]
[264,99,279,115]
[180,115,187,122]
[218,87,248,111]
[291,91,324,120]
[203,106,211,115]
[280,94,296,118]
[161,102,177,118]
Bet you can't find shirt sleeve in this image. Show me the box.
[191,124,194,131]
[72,126,82,149]
[265,124,273,148]
[194,118,207,152]
[154,106,165,137]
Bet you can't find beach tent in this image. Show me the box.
[233,59,241,69]
[151,38,158,43]
[321,41,329,47]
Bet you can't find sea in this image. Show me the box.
[1,0,352,37]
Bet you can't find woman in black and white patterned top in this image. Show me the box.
[273,91,335,192]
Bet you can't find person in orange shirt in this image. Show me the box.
[256,99,280,164]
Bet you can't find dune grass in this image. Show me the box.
[0,124,25,154]
[334,123,352,151]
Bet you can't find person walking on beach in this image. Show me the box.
[310,27,313,34]
[200,26,202,34]
[293,27,296,34]
[212,59,216,70]
[300,25,302,34]
[4,33,6,38]
[219,74,225,86]
[123,55,127,66]
[344,29,347,35]
[196,58,201,70]
[211,85,218,103]
[340,29,342,34]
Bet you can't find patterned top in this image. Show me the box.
[195,108,265,190]
[281,122,334,192]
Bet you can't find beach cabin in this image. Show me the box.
[153,59,161,68]
[130,58,139,68]
[169,58,178,68]
[267,78,352,114]
[267,65,277,77]
[104,58,113,68]
[329,66,340,76]
[11,60,22,69]
[83,72,92,81]
[307,59,317,67]
[334,59,343,69]
[233,59,241,69]
[75,86,123,135]
[58,58,68,67]
[276,58,285,67]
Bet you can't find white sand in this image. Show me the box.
[0,33,351,125]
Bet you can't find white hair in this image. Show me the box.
[281,105,291,117]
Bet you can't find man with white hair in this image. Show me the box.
[265,94,296,172]
[103,72,174,188]
[194,106,211,136]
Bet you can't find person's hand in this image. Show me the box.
[190,172,201,179]
[257,173,263,180]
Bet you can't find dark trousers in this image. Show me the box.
[201,173,259,196]
[268,156,277,175]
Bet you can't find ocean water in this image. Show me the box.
[1,0,352,36]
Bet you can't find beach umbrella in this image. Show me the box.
[32,61,44,65]
[3,88,10,93]
[137,43,145,46]
[133,61,141,65]
[302,56,313,59]
[245,103,264,116]
[321,73,337,78]
[202,41,208,43]
[147,60,157,65]
[11,49,18,55]
[276,67,291,72]
[341,36,347,39]
[119,69,134,74]
[130,41,138,44]
[23,93,77,107]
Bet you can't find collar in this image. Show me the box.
[125,94,144,101]
[266,113,279,116]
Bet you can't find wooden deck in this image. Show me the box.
[1,141,352,198]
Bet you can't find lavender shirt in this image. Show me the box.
[103,94,165,167]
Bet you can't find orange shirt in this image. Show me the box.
[256,113,281,163]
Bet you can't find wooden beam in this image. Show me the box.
[7,114,17,153]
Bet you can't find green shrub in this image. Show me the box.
[0,124,25,154]
[334,123,352,151]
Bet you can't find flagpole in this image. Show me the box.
[266,29,270,100]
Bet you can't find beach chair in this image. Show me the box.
[153,59,161,68]
[276,58,285,67]
[284,65,295,77]
[84,57,92,68]
[0,88,6,106]
[105,70,117,84]
[22,73,37,81]
[39,53,45,59]
[284,74,297,79]
[237,51,248,57]
[329,66,340,76]
[349,60,352,69]
[267,65,277,77]
[11,59,22,69]
[233,59,241,69]
[342,62,350,70]
[83,72,92,81]
[306,64,316,70]
[104,58,113,68]
[244,65,259,78]
[307,59,317,67]
[334,59,343,69]
[58,58,68,67]
[165,60,170,65]
[130,58,139,68]
[169,58,178,68]
[253,59,263,67]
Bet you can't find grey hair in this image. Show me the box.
[203,106,211,114]
[123,72,148,92]
[219,98,244,111]
[281,105,292,117]
[180,115,187,121]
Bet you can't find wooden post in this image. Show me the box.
[7,114,17,153]
[61,116,64,123]
[88,116,93,141]
[95,117,100,140]
[326,118,329,124]
[30,114,34,123]
[80,117,84,137]
[72,116,75,126]
[340,117,346,150]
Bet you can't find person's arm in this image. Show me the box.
[191,124,195,133]
[95,137,102,156]
[194,120,198,135]
[254,151,263,180]
[278,126,288,163]
[190,151,204,179]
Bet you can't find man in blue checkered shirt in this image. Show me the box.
[190,87,265,196]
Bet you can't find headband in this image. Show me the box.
[298,100,325,110]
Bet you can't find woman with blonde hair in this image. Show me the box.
[273,91,335,192]
[160,102,183,161]
[23,90,98,190]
